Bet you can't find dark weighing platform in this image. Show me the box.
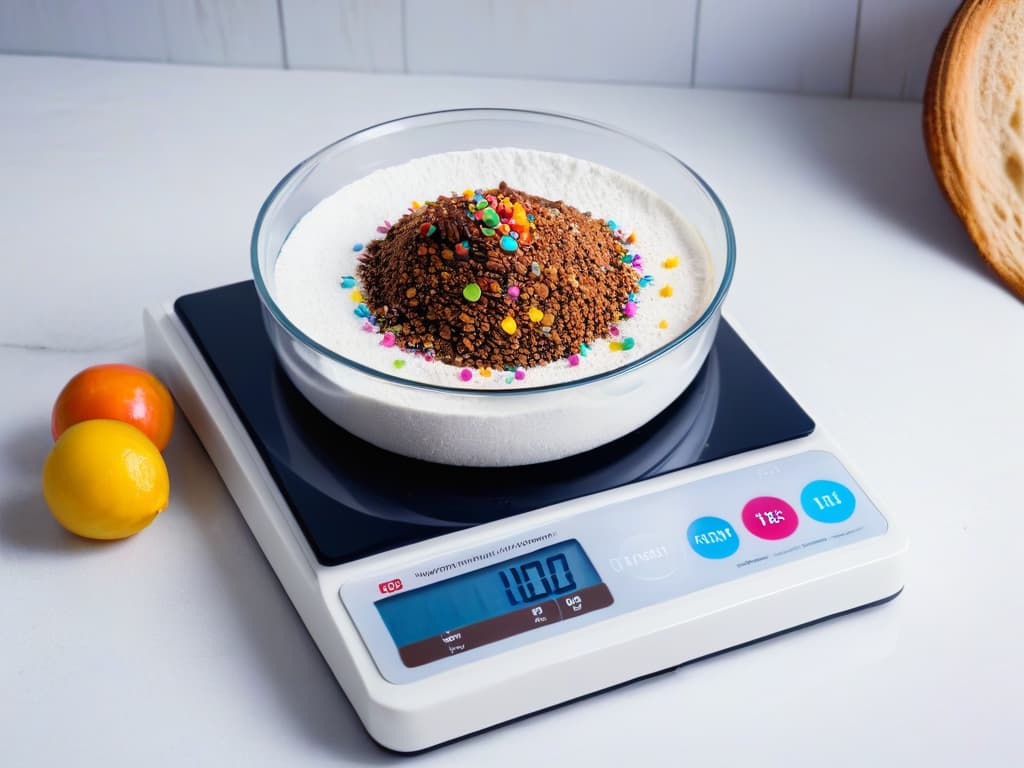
[176,282,814,566]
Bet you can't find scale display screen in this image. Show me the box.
[375,540,613,667]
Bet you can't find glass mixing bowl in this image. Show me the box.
[252,109,735,467]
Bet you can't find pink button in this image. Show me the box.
[741,496,799,540]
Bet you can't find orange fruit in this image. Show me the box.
[42,419,170,540]
[51,364,174,451]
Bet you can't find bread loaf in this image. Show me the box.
[925,0,1024,299]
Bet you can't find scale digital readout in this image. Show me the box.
[375,540,608,667]
[144,283,908,753]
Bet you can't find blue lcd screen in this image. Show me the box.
[376,540,601,648]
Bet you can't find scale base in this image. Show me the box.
[144,299,907,753]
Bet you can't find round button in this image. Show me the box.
[687,516,740,559]
[608,533,677,581]
[741,496,799,540]
[800,479,856,523]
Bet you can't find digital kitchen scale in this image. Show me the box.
[144,280,906,753]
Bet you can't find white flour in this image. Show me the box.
[274,148,713,389]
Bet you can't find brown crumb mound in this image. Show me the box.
[358,182,639,370]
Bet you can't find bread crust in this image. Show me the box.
[924,0,1024,300]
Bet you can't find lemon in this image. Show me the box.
[42,419,169,540]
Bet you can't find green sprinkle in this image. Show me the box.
[393,359,406,369]
[621,337,635,350]
[481,227,496,237]
[463,282,482,302]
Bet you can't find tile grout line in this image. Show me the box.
[400,0,408,74]
[847,0,863,98]
[690,0,702,87]
[276,0,290,69]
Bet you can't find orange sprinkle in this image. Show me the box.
[462,189,474,199]
[626,231,637,244]
[479,367,492,377]
[659,285,674,298]
[663,255,680,269]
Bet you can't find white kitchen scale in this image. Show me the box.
[144,280,907,753]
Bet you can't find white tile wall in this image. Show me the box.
[0,0,283,67]
[694,0,860,96]
[280,0,404,72]
[852,0,961,100]
[0,0,964,101]
[404,0,699,85]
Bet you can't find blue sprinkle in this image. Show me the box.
[354,303,371,318]
[352,243,363,252]
[607,220,618,230]
[622,254,634,263]
[527,214,535,222]
[580,342,589,357]
[628,292,637,302]
[500,235,519,252]
[340,275,356,288]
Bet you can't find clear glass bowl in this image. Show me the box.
[252,108,735,467]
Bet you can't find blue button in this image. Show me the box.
[800,480,856,523]
[687,516,740,559]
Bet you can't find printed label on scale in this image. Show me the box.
[397,584,613,667]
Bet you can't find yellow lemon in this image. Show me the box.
[42,419,169,540]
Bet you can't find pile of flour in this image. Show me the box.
[273,147,713,389]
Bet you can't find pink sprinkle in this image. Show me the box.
[424,351,435,362]
[609,325,620,337]
[459,368,473,382]
[623,301,638,318]
[361,321,375,332]
[568,354,580,367]
[514,367,526,381]
[508,285,520,299]
[380,332,396,348]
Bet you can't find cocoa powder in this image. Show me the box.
[358,183,638,370]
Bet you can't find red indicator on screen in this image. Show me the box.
[378,578,403,595]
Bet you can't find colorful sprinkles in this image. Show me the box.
[344,182,687,385]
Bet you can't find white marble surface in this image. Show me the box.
[1,55,1022,766]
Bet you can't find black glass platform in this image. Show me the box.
[176,282,814,566]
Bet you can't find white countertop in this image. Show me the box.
[1,55,1021,766]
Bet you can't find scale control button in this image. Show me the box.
[741,496,799,540]
[687,516,740,559]
[608,534,677,580]
[800,480,856,523]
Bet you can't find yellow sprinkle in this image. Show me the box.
[350,289,364,303]
[411,200,422,209]
[462,189,474,199]
[501,316,518,335]
[663,255,679,269]
[528,307,544,323]
[659,284,674,298]
[609,341,624,352]
[479,367,492,377]
[626,231,637,244]
[658,319,668,329]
